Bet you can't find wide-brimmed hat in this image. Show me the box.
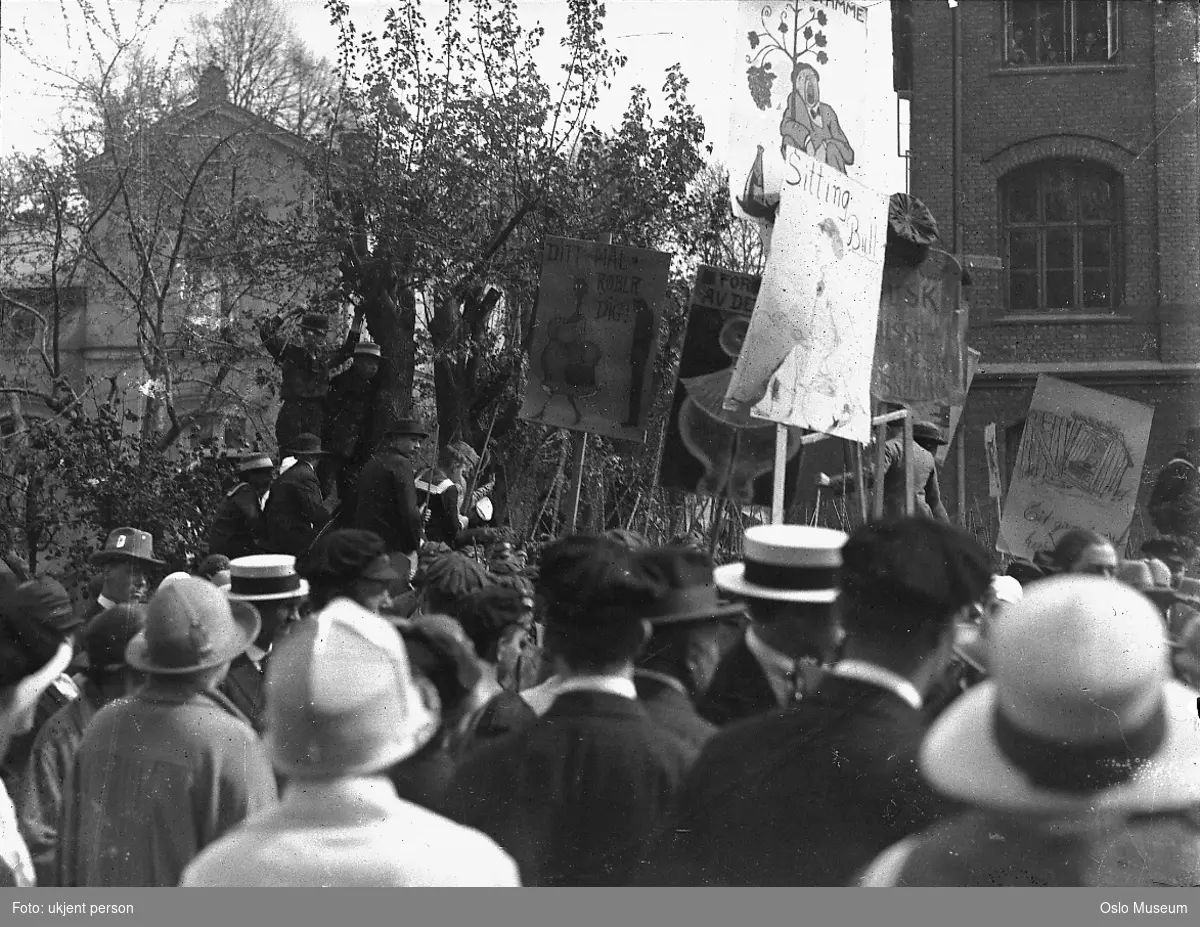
[0,640,74,732]
[912,421,948,446]
[265,598,439,778]
[1116,559,1200,614]
[89,527,165,567]
[921,576,1200,815]
[126,576,260,675]
[300,313,330,333]
[81,604,147,672]
[237,453,274,474]
[383,418,429,440]
[716,525,847,604]
[638,547,746,625]
[354,342,381,358]
[227,555,309,602]
[280,433,328,457]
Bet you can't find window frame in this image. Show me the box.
[1004,0,1120,69]
[999,160,1123,315]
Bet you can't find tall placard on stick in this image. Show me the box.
[519,237,672,443]
[999,376,1154,560]
[659,265,807,508]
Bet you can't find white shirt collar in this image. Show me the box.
[97,593,118,610]
[829,659,923,711]
[553,674,637,702]
[745,628,823,707]
[245,644,268,666]
[634,668,689,698]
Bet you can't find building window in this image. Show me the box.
[1006,1,1119,67]
[1001,161,1121,312]
[0,297,41,346]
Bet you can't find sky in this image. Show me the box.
[0,0,741,163]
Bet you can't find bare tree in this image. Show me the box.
[187,0,338,138]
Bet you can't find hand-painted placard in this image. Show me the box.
[872,249,967,408]
[518,238,671,442]
[659,265,807,507]
[998,376,1153,560]
[724,147,890,445]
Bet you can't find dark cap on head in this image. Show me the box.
[0,578,79,686]
[841,517,992,615]
[303,530,395,587]
[81,604,147,671]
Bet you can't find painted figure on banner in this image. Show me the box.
[779,63,855,172]
[659,266,805,508]
[533,275,602,427]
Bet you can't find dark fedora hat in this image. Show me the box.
[126,576,259,675]
[90,527,166,567]
[912,421,949,446]
[301,313,331,332]
[638,547,746,625]
[281,433,329,457]
[383,418,430,440]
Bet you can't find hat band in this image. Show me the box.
[742,560,840,592]
[993,702,1167,794]
[230,574,302,598]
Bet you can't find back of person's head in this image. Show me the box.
[840,518,992,646]
[422,551,492,615]
[302,529,389,608]
[195,554,231,581]
[538,535,660,673]
[454,586,533,664]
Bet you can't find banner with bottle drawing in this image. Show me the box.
[728,0,899,242]
[722,147,891,445]
[998,376,1153,561]
[518,237,672,443]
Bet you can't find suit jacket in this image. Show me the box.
[442,690,692,886]
[881,438,948,522]
[634,671,714,760]
[643,675,958,886]
[356,450,424,554]
[696,638,778,727]
[263,462,329,556]
[218,655,266,734]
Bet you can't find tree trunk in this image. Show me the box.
[364,235,418,439]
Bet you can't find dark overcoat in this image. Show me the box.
[696,638,778,727]
[263,462,328,557]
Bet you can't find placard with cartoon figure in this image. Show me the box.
[659,265,807,507]
[519,237,672,442]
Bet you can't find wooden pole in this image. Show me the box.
[772,424,788,525]
[872,419,887,520]
[902,411,915,517]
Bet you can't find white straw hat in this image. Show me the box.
[714,525,846,603]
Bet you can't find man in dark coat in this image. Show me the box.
[697,525,846,727]
[77,528,164,625]
[442,536,693,886]
[416,441,480,547]
[323,342,382,517]
[207,454,275,560]
[356,419,428,584]
[633,546,745,757]
[1149,428,1200,542]
[260,312,361,450]
[643,518,990,886]
[263,434,330,558]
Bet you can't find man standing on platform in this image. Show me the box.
[324,342,383,518]
[263,435,331,558]
[207,455,275,560]
[357,419,429,585]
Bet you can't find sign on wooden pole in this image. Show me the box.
[772,424,788,524]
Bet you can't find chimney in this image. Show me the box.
[197,64,229,105]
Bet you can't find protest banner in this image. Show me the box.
[872,249,967,409]
[659,265,807,508]
[725,147,891,445]
[518,237,671,443]
[998,376,1153,560]
[727,0,899,246]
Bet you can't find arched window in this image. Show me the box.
[1000,161,1121,312]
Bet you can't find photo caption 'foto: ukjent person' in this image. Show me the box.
[13,902,135,916]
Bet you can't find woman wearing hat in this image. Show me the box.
[208,455,276,560]
[16,604,146,886]
[861,576,1200,886]
[0,638,73,886]
[181,599,519,886]
[57,577,277,887]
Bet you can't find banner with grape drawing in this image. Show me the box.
[999,375,1153,561]
[729,0,898,243]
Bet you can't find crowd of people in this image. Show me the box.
[3,459,1200,886]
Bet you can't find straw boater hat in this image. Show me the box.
[237,453,274,474]
[226,555,309,602]
[125,577,260,675]
[921,576,1200,815]
[714,525,847,603]
[354,342,381,358]
[89,528,165,568]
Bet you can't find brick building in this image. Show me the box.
[904,0,1200,551]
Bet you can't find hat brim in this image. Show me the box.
[713,563,839,603]
[282,448,330,457]
[226,578,310,602]
[386,429,428,440]
[8,641,74,721]
[920,679,1200,815]
[90,550,166,567]
[124,606,260,675]
[646,602,747,625]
